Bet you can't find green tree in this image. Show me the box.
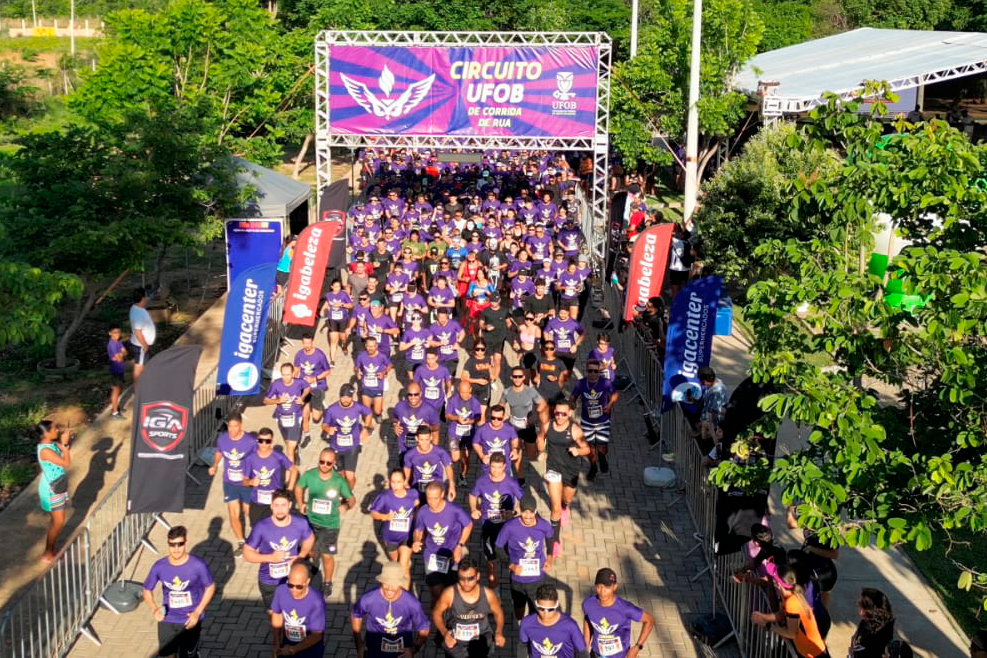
[754,0,815,51]
[610,0,764,176]
[0,263,82,349]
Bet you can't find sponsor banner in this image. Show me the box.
[328,45,598,137]
[317,180,350,269]
[282,220,340,325]
[661,275,723,413]
[127,345,203,513]
[217,262,277,396]
[225,219,283,290]
[623,224,674,322]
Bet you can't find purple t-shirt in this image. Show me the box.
[572,377,616,424]
[400,327,431,364]
[413,502,471,569]
[271,583,325,645]
[401,295,428,327]
[294,348,330,391]
[386,273,410,303]
[557,272,583,301]
[587,346,616,381]
[519,613,586,658]
[544,318,583,356]
[403,445,452,491]
[216,431,258,485]
[414,364,452,408]
[473,422,519,467]
[370,489,418,545]
[428,285,456,310]
[352,588,430,658]
[495,516,554,583]
[429,320,463,362]
[536,202,558,223]
[581,595,645,658]
[245,513,313,586]
[524,234,553,261]
[323,401,371,452]
[365,313,397,354]
[471,474,523,524]
[324,290,352,323]
[266,378,307,419]
[352,303,373,334]
[444,393,481,440]
[243,450,293,505]
[107,338,126,374]
[392,401,440,449]
[511,278,536,309]
[355,351,391,393]
[557,228,581,255]
[143,555,214,623]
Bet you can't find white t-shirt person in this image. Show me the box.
[129,289,157,372]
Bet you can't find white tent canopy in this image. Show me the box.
[733,28,987,119]
[233,157,311,219]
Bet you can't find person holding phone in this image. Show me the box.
[37,420,72,563]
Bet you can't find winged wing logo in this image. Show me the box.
[269,536,298,553]
[519,536,540,558]
[591,617,621,635]
[536,636,565,656]
[300,360,316,375]
[429,521,450,543]
[337,415,358,432]
[286,609,307,627]
[375,610,404,634]
[165,576,190,591]
[341,64,436,119]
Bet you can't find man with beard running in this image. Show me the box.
[431,556,508,657]
[469,452,522,588]
[500,367,549,481]
[495,494,555,621]
[243,489,315,613]
[413,481,474,606]
[571,358,619,481]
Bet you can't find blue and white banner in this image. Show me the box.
[225,219,283,291]
[661,275,723,412]
[217,262,277,395]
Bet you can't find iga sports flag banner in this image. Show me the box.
[282,220,340,325]
[224,219,282,291]
[217,262,277,395]
[661,276,723,412]
[127,345,203,514]
[623,223,674,322]
[328,46,598,137]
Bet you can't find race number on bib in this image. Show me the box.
[425,387,440,400]
[412,346,424,360]
[426,553,450,574]
[311,498,333,515]
[285,624,305,643]
[518,558,541,577]
[256,489,273,505]
[227,469,244,483]
[381,637,405,653]
[337,433,354,447]
[168,590,193,609]
[557,338,571,350]
[364,375,379,388]
[588,404,603,419]
[330,308,344,320]
[455,423,472,437]
[389,517,410,533]
[597,636,624,656]
[280,414,297,428]
[545,470,562,483]
[269,560,291,579]
[454,623,480,642]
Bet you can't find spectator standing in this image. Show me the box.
[129,286,157,385]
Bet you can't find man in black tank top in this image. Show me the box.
[431,556,507,657]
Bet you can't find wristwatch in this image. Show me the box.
[637,644,645,650]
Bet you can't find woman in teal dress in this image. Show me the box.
[37,420,72,563]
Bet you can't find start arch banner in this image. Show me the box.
[327,45,598,137]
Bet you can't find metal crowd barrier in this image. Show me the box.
[601,280,798,658]
[0,297,284,658]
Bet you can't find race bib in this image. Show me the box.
[565,287,576,296]
[256,489,273,505]
[269,560,291,579]
[518,558,541,577]
[280,414,297,428]
[337,433,354,447]
[511,416,527,429]
[311,498,333,515]
[227,469,244,483]
[381,636,404,653]
[440,343,455,355]
[411,345,425,360]
[391,293,403,303]
[588,404,603,420]
[557,338,572,350]
[545,470,562,483]
[425,386,440,400]
[389,517,410,533]
[455,423,472,437]
[168,590,192,609]
[426,554,450,574]
[405,434,418,449]
[364,375,379,388]
[454,623,480,642]
[598,636,624,656]
[285,623,305,643]
[330,308,344,320]
[487,509,504,523]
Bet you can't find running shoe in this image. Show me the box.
[599,453,610,474]
[458,473,467,487]
[233,542,244,559]
[586,463,598,482]
[323,582,333,602]
[110,411,126,421]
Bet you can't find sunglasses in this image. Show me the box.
[319,460,336,466]
[553,411,568,417]
[458,575,478,582]
[257,439,273,444]
[441,261,450,265]
[490,416,505,421]
[587,369,601,374]
[544,347,555,351]
[511,374,525,379]
[408,392,421,397]
[474,347,486,352]
[536,605,558,612]
[286,583,307,590]
[168,541,186,547]
[525,317,534,321]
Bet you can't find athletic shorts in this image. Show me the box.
[327,319,348,333]
[445,633,494,658]
[39,482,68,513]
[362,388,384,399]
[441,358,459,377]
[129,343,150,366]
[336,446,360,473]
[485,338,506,355]
[580,418,612,443]
[544,466,579,489]
[259,581,279,611]
[558,354,576,373]
[425,566,456,589]
[383,537,412,554]
[110,371,125,385]
[446,428,474,452]
[481,521,506,562]
[277,416,303,444]
[223,481,252,504]
[248,502,271,528]
[307,388,326,413]
[276,270,290,287]
[516,426,537,444]
[157,620,202,658]
[509,579,543,615]
[312,525,339,555]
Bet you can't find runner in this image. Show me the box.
[263,362,309,465]
[294,448,355,601]
[572,359,619,481]
[472,404,521,478]
[519,585,586,658]
[293,333,331,447]
[469,452,523,588]
[582,568,655,658]
[429,308,466,378]
[320,277,353,362]
[462,340,492,420]
[500,366,549,475]
[365,299,401,356]
[398,312,431,384]
[355,336,392,429]
[243,428,298,527]
[412,482,474,606]
[392,382,442,458]
[415,349,454,412]
[544,307,584,374]
[431,556,508,657]
[141,526,216,658]
[477,295,509,383]
[351,562,431,658]
[495,494,554,621]
[531,341,569,407]
[270,561,325,657]
[444,378,482,484]
[322,384,373,491]
[243,489,315,613]
[586,333,616,382]
[537,399,590,557]
[403,426,456,501]
[522,279,554,326]
[208,410,257,558]
[369,468,419,586]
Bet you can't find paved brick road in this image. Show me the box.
[68,309,711,658]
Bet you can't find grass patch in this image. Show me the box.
[906,527,986,636]
[0,462,35,488]
[0,36,101,57]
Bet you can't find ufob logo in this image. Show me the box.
[140,401,189,452]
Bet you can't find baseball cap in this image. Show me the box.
[377,562,405,586]
[340,383,355,397]
[519,494,537,512]
[370,299,383,307]
[594,568,618,586]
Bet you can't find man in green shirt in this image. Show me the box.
[402,229,428,261]
[294,448,354,601]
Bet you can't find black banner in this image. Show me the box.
[126,345,203,514]
[318,179,350,269]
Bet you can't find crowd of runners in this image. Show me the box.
[140,149,659,658]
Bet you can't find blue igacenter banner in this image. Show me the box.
[661,275,723,412]
[225,219,283,291]
[217,262,277,395]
